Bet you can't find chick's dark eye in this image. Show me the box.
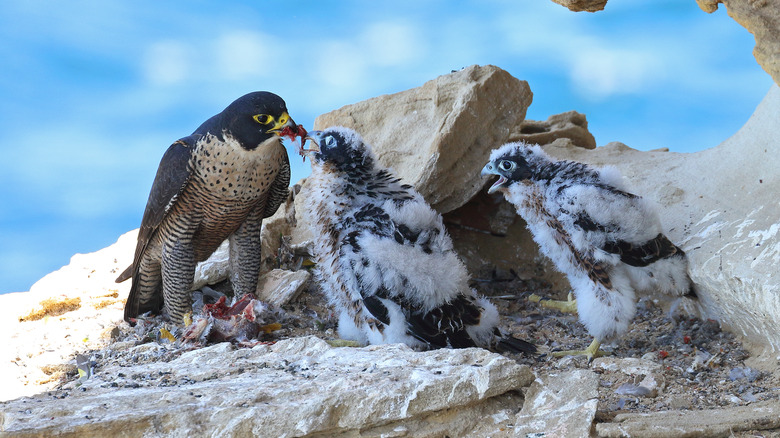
[498,160,516,172]
[324,135,336,148]
[253,114,273,125]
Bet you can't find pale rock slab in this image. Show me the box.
[0,337,535,437]
[313,64,534,214]
[513,369,599,437]
[192,239,230,289]
[258,185,302,273]
[596,399,780,438]
[542,85,780,356]
[256,269,310,306]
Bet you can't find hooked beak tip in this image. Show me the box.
[300,131,321,154]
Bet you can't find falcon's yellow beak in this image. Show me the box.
[268,112,295,135]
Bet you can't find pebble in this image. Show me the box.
[741,392,758,403]
[728,367,761,382]
[615,383,652,397]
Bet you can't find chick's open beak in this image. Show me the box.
[301,130,322,154]
[481,162,507,194]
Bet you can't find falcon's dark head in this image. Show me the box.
[204,91,298,150]
[301,126,375,171]
[481,142,537,194]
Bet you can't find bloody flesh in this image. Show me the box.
[202,294,255,320]
[279,124,310,161]
[279,124,308,145]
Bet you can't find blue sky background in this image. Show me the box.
[0,1,773,293]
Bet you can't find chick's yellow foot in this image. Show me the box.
[528,292,578,314]
[552,338,608,364]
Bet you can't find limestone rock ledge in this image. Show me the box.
[596,400,780,438]
[0,337,533,438]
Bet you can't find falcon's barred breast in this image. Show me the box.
[117,92,298,324]
[482,142,696,359]
[300,127,535,354]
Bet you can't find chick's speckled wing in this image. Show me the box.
[551,180,670,267]
[341,197,481,347]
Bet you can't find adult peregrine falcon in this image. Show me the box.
[300,127,535,354]
[482,142,696,361]
[117,92,299,325]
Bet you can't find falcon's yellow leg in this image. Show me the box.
[528,292,578,314]
[552,338,608,363]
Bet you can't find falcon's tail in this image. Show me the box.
[684,278,699,300]
[116,264,133,283]
[495,331,537,355]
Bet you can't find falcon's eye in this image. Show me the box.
[253,114,273,125]
[323,135,337,148]
[498,160,516,172]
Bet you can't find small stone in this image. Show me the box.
[637,373,664,397]
[639,352,657,362]
[741,392,758,403]
[614,383,651,397]
[553,355,581,369]
[691,349,713,371]
[729,366,761,382]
